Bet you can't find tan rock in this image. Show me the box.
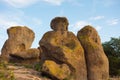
[50,17,69,31]
[42,60,71,80]
[39,17,87,80]
[1,26,35,61]
[77,25,109,80]
[7,65,51,80]
[10,48,40,59]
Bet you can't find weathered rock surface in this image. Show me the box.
[0,17,109,80]
[77,25,109,80]
[10,48,40,59]
[50,17,68,31]
[1,26,35,61]
[42,60,71,80]
[39,17,87,80]
[9,48,40,64]
[7,65,51,80]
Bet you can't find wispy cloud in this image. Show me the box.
[91,0,119,15]
[101,0,119,7]
[69,21,91,34]
[0,10,42,29]
[2,0,39,8]
[2,0,82,8]
[107,19,119,25]
[43,0,64,6]
[0,19,20,29]
[69,20,102,34]
[66,0,83,6]
[90,16,105,20]
[42,0,83,6]
[73,21,91,29]
[95,26,102,31]
[92,0,119,8]
[2,0,65,8]
[32,18,42,26]
[0,13,23,29]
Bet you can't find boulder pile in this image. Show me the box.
[1,17,109,80]
[1,26,40,63]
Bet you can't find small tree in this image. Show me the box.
[102,37,120,76]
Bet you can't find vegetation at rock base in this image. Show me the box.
[0,61,15,80]
[103,37,120,76]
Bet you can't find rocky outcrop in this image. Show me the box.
[0,17,109,80]
[77,25,109,80]
[39,17,87,80]
[1,26,37,61]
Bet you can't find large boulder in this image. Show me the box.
[1,26,35,61]
[77,25,109,80]
[42,60,71,80]
[39,17,87,80]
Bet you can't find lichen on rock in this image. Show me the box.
[1,26,38,62]
[39,17,87,80]
[42,60,71,80]
[77,25,109,80]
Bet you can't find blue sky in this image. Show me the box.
[0,0,120,53]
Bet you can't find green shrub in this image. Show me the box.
[33,62,41,71]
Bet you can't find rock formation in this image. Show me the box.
[1,26,39,62]
[77,25,109,80]
[0,17,109,80]
[39,17,87,80]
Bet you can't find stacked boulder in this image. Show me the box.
[77,25,109,80]
[39,17,87,80]
[1,26,40,62]
[1,17,109,80]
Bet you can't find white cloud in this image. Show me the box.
[0,10,42,29]
[3,0,39,8]
[69,21,91,34]
[74,21,91,29]
[0,19,20,29]
[107,19,119,25]
[0,14,23,29]
[42,0,64,6]
[69,20,102,34]
[2,0,81,8]
[90,16,105,20]
[66,0,83,6]
[32,18,42,26]
[72,21,102,31]
[95,26,102,31]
